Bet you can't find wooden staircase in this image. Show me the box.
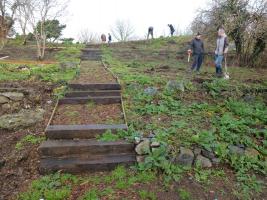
[38,49,136,174]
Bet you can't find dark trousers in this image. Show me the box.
[192,54,203,71]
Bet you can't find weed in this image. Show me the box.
[15,135,45,151]
[178,188,192,200]
[79,189,99,200]
[139,190,157,200]
[18,173,78,200]
[96,130,120,142]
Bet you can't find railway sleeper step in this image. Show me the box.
[39,154,136,174]
[59,96,121,105]
[69,83,121,91]
[39,139,135,157]
[65,90,121,98]
[46,124,128,140]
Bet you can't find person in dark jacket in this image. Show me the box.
[147,26,154,39]
[168,24,175,36]
[108,33,112,44]
[188,32,204,72]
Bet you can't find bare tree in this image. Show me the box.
[191,0,267,67]
[78,29,99,44]
[111,19,135,42]
[0,0,19,48]
[21,0,69,60]
[15,0,31,44]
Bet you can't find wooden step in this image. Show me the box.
[59,96,121,105]
[39,154,136,174]
[39,139,135,158]
[69,83,121,91]
[65,90,121,98]
[46,124,127,140]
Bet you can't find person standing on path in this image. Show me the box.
[215,28,229,77]
[147,26,154,39]
[168,24,175,36]
[188,32,205,72]
[108,33,112,44]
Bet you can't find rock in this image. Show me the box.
[151,141,160,148]
[0,95,9,104]
[0,109,45,130]
[136,156,146,163]
[135,139,150,155]
[11,102,21,111]
[144,87,158,96]
[195,155,212,168]
[166,81,185,92]
[47,100,53,104]
[0,159,5,168]
[59,62,78,70]
[229,145,245,155]
[193,148,202,156]
[211,158,221,165]
[134,137,141,145]
[1,103,11,111]
[202,149,216,160]
[175,147,194,167]
[243,95,255,102]
[147,132,155,139]
[245,148,260,157]
[1,92,24,101]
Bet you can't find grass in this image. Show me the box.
[16,36,267,200]
[102,37,267,199]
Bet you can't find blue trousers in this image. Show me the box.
[215,55,224,74]
[192,54,203,71]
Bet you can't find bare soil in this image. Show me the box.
[52,103,124,125]
[0,81,55,200]
[71,61,117,84]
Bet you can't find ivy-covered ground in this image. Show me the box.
[1,37,267,200]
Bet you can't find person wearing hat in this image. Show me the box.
[188,32,205,72]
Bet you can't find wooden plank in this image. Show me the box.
[39,139,135,157]
[69,83,121,90]
[40,154,136,174]
[46,124,128,139]
[58,96,121,105]
[65,90,121,98]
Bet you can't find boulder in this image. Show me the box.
[202,149,216,160]
[195,155,212,168]
[1,92,24,101]
[229,145,245,155]
[135,139,150,155]
[1,103,11,111]
[144,87,158,96]
[193,147,202,156]
[166,81,185,92]
[151,141,160,148]
[0,95,9,104]
[175,147,194,167]
[0,109,45,130]
[245,148,260,158]
[136,156,146,163]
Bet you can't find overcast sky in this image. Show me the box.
[61,0,209,40]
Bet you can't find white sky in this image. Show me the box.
[61,0,209,40]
